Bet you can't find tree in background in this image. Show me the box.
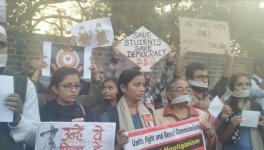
[4,0,264,57]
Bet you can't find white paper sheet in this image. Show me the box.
[42,41,52,77]
[0,75,14,122]
[208,96,224,118]
[240,110,260,128]
[0,0,6,23]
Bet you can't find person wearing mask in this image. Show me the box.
[40,67,91,122]
[219,72,264,150]
[250,56,264,109]
[155,79,218,150]
[0,25,40,149]
[183,50,233,112]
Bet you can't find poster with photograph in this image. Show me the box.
[35,122,116,150]
[42,42,92,79]
[71,17,114,48]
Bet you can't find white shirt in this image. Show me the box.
[8,78,40,146]
[250,74,264,109]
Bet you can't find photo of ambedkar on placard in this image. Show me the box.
[42,42,86,78]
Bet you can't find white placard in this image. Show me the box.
[0,75,14,122]
[179,17,230,54]
[35,122,116,150]
[208,96,224,118]
[71,17,114,48]
[240,110,260,128]
[116,26,171,72]
[0,0,6,22]
[42,42,92,79]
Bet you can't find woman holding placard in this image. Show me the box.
[116,68,158,149]
[219,72,264,150]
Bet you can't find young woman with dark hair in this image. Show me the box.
[116,68,158,149]
[40,67,91,122]
[219,72,264,150]
[90,77,119,123]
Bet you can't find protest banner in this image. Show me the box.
[35,122,116,150]
[125,117,206,150]
[179,17,230,54]
[42,41,92,79]
[0,0,6,22]
[0,75,13,122]
[116,26,171,72]
[71,17,114,48]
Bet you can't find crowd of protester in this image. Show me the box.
[1,24,264,150]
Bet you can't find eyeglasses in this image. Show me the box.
[193,75,209,80]
[60,83,82,90]
[173,87,192,93]
[0,41,7,49]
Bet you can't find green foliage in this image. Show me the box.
[5,0,264,57]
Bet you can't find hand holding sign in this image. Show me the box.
[219,105,233,120]
[258,116,264,127]
[117,130,129,147]
[166,46,177,63]
[230,116,243,127]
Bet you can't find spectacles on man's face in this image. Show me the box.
[173,87,192,93]
[59,83,82,90]
[0,41,7,49]
[193,75,209,80]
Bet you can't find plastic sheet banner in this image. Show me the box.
[125,117,206,150]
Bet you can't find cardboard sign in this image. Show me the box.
[0,0,6,22]
[179,17,230,54]
[42,42,92,79]
[71,17,114,48]
[35,122,116,150]
[124,118,206,150]
[116,26,171,72]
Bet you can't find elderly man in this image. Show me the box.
[0,25,40,149]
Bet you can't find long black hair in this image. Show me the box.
[102,77,119,100]
[118,68,142,99]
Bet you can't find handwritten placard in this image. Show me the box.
[116,26,171,72]
[179,17,230,54]
[35,122,116,150]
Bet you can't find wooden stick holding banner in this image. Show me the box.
[124,118,206,150]
[116,26,171,72]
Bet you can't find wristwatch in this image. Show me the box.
[10,113,21,126]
